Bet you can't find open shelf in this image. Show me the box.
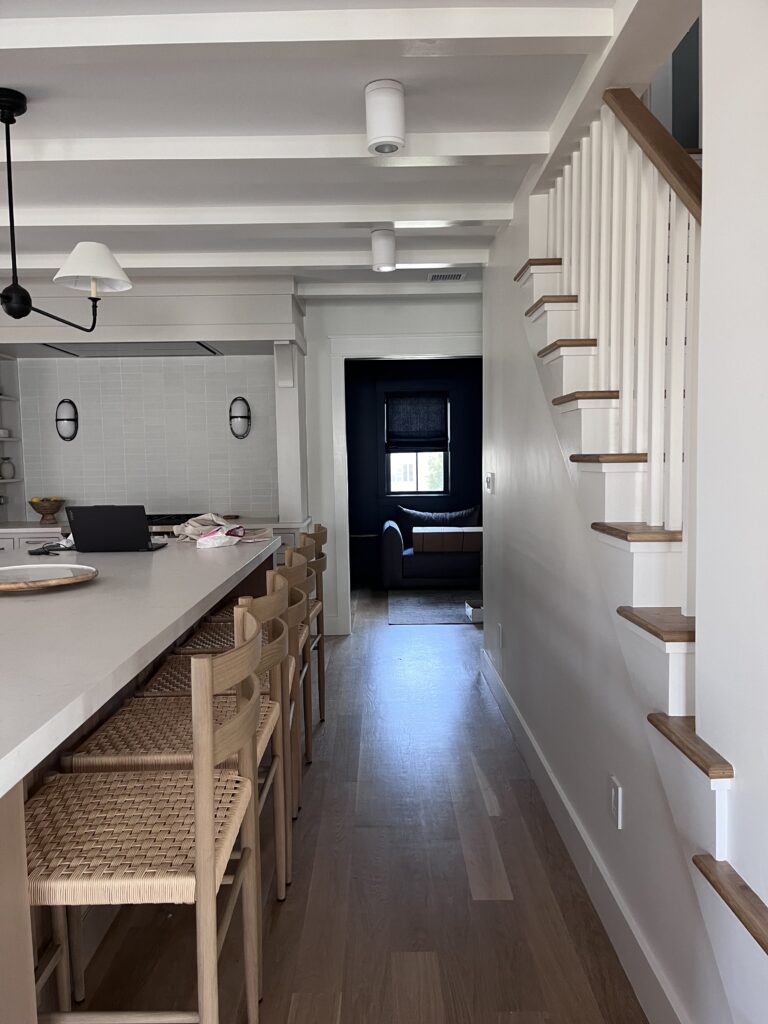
[0,478,24,485]
[0,395,19,403]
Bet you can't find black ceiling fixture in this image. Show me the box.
[0,87,132,332]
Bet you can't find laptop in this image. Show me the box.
[66,505,167,552]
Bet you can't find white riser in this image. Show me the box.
[576,463,647,522]
[693,872,768,1024]
[525,303,578,350]
[540,349,596,393]
[617,620,695,717]
[649,728,730,861]
[518,265,564,303]
[557,401,618,454]
[593,535,683,606]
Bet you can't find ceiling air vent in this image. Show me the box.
[427,271,466,283]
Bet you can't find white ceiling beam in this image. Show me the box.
[6,132,548,165]
[1,248,489,273]
[0,202,513,229]
[0,8,613,53]
[298,281,482,297]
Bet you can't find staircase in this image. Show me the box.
[516,87,768,1021]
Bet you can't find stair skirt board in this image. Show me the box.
[480,649,715,1024]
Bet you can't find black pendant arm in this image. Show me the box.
[4,120,18,285]
[30,297,100,333]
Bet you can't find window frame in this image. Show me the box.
[384,449,449,496]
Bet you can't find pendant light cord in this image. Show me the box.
[4,119,18,285]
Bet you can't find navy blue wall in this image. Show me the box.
[345,357,482,586]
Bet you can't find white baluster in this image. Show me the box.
[682,218,701,615]
[546,188,555,258]
[578,136,591,338]
[588,119,601,346]
[664,195,689,531]
[562,163,573,293]
[634,160,656,456]
[597,108,613,390]
[620,140,640,452]
[571,151,581,301]
[554,176,564,262]
[646,180,671,527]
[608,121,627,396]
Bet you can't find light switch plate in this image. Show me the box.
[484,471,495,494]
[609,775,623,830]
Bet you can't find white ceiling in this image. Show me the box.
[0,2,621,291]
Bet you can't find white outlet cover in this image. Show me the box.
[497,622,503,649]
[609,775,623,830]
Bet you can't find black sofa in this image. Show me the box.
[381,505,482,589]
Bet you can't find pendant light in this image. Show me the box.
[0,88,132,333]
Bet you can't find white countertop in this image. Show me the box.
[0,535,280,797]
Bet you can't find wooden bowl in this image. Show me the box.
[29,498,63,526]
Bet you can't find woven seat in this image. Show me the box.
[298,623,309,648]
[207,599,239,623]
[25,769,250,907]
[69,696,280,772]
[309,597,321,622]
[141,654,270,698]
[176,620,235,655]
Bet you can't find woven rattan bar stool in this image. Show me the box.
[25,606,265,1024]
[266,570,308,819]
[269,550,314,765]
[299,533,328,722]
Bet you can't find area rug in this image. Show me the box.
[387,589,482,625]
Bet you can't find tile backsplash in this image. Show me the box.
[18,356,278,518]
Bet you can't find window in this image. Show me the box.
[384,392,449,494]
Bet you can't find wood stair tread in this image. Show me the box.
[525,295,578,318]
[592,522,683,543]
[647,714,733,780]
[570,453,647,464]
[537,338,597,358]
[513,257,562,282]
[552,390,618,406]
[693,855,768,955]
[617,605,695,642]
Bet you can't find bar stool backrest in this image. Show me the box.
[190,606,264,901]
[306,524,328,554]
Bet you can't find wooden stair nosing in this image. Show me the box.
[591,522,683,543]
[552,390,618,406]
[693,854,768,956]
[648,715,733,780]
[617,605,695,642]
[524,295,578,318]
[570,453,648,464]
[537,338,597,358]
[513,257,562,282]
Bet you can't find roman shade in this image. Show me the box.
[385,392,448,452]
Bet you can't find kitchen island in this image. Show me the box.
[0,534,280,1022]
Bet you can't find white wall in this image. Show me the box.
[694,3,768,1014]
[18,355,278,517]
[304,294,482,633]
[482,215,732,1024]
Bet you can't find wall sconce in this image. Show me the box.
[229,396,251,439]
[55,399,79,441]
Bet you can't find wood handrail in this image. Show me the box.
[604,88,702,223]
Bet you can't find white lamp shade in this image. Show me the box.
[53,242,132,294]
[365,80,405,155]
[371,228,396,272]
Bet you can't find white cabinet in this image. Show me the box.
[0,530,63,551]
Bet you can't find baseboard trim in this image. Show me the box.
[324,613,351,637]
[480,648,691,1024]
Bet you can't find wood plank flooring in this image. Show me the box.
[82,590,648,1024]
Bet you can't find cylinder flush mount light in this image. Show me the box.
[365,80,405,154]
[229,396,251,439]
[371,228,396,273]
[55,399,78,441]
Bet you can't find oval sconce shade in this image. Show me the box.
[229,396,251,439]
[55,398,79,441]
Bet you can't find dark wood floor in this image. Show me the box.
[83,590,648,1024]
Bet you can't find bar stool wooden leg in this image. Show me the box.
[51,906,72,1012]
[66,906,86,1003]
[291,696,301,817]
[280,666,293,881]
[303,632,313,765]
[317,607,326,722]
